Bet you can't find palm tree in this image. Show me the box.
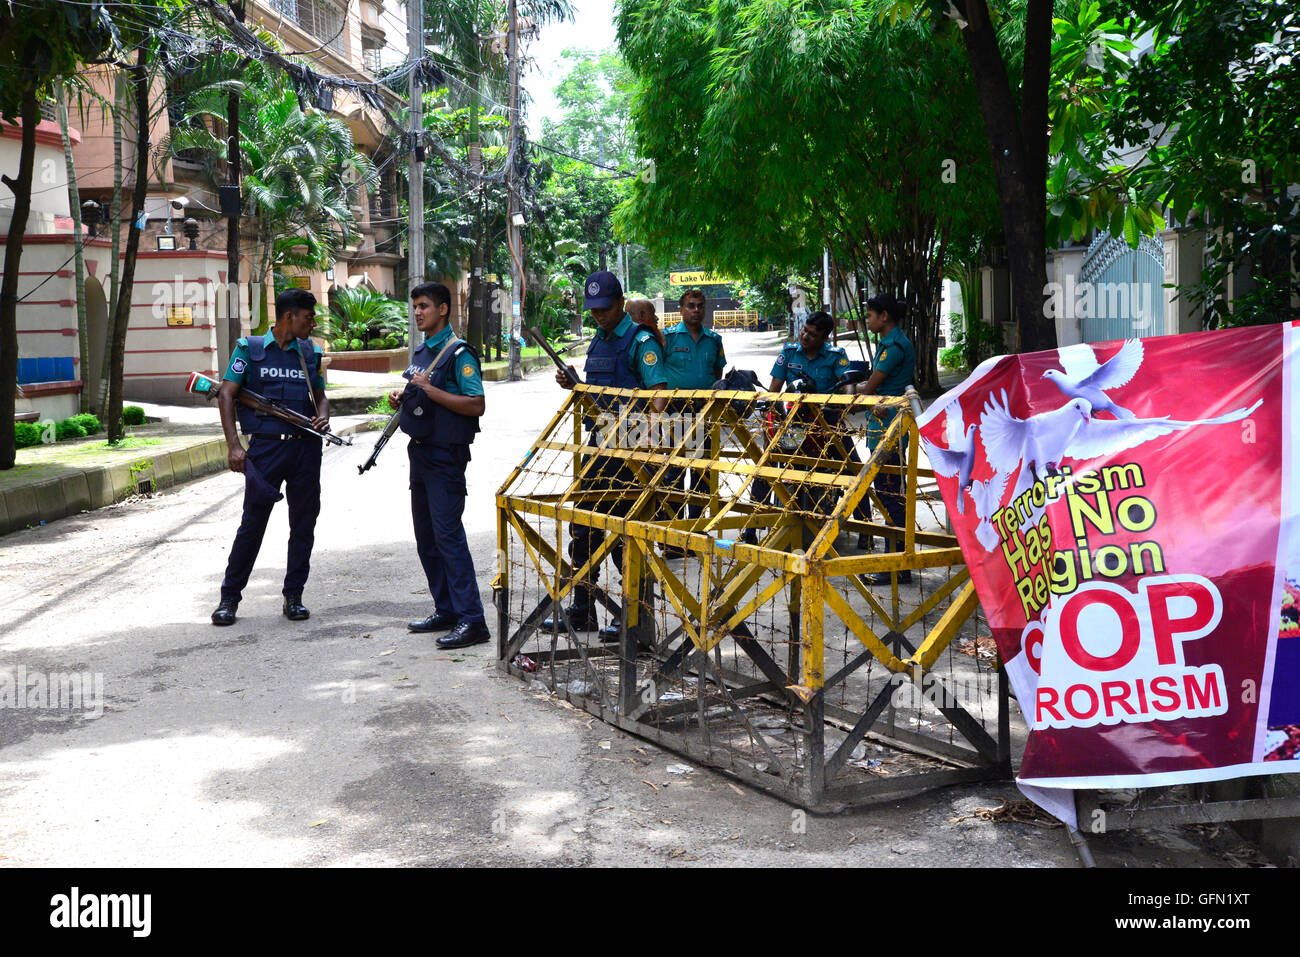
[168,74,377,324]
[315,288,407,351]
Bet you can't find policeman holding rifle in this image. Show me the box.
[211,289,330,627]
[543,270,667,640]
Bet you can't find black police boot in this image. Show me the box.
[541,605,599,631]
[283,594,310,621]
[597,616,623,643]
[409,611,457,633]
[866,570,912,586]
[740,528,758,546]
[436,619,490,649]
[211,598,238,627]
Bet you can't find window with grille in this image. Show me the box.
[271,0,345,54]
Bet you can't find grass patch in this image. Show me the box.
[365,396,395,415]
[78,436,163,453]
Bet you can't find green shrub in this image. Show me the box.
[122,405,146,426]
[348,338,363,351]
[365,396,394,415]
[14,421,42,448]
[331,338,349,352]
[69,412,102,434]
[56,419,86,440]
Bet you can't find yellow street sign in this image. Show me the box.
[166,307,193,327]
[669,271,736,286]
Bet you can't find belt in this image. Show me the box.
[254,433,308,441]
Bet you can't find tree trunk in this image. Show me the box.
[106,50,151,445]
[957,0,1056,353]
[100,70,125,415]
[58,84,91,414]
[0,87,39,470]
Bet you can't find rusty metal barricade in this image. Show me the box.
[494,384,1011,810]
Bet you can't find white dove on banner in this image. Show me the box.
[921,400,977,513]
[981,388,1264,508]
[970,470,1010,550]
[1042,338,1144,419]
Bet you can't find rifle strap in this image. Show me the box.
[294,345,319,413]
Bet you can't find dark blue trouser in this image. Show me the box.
[409,441,484,623]
[220,435,322,602]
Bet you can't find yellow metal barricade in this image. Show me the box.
[495,384,1010,809]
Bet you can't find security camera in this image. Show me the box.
[171,197,190,211]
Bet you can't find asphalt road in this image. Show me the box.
[0,332,1259,867]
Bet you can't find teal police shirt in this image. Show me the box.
[595,313,667,387]
[224,331,326,390]
[663,323,726,389]
[866,326,915,450]
[872,326,915,397]
[421,324,484,397]
[770,340,851,393]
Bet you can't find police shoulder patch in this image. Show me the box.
[230,357,247,375]
[461,363,476,379]
[838,356,849,366]
[643,351,658,366]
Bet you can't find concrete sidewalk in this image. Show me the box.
[0,403,381,537]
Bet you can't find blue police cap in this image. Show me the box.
[583,270,623,309]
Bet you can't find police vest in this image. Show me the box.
[585,322,653,419]
[399,339,481,446]
[237,337,319,437]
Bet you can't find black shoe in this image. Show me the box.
[867,570,912,586]
[663,545,689,560]
[283,594,310,621]
[597,617,623,642]
[857,533,874,551]
[541,606,598,631]
[436,619,490,649]
[211,598,238,626]
[740,528,758,546]
[409,611,457,633]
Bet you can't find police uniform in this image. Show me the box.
[866,326,916,534]
[663,322,726,520]
[770,339,850,393]
[218,332,326,607]
[400,324,486,633]
[566,313,665,621]
[747,339,859,528]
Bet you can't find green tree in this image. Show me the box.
[170,75,378,320]
[1049,0,1300,328]
[616,0,1000,390]
[0,1,121,467]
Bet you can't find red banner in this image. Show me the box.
[919,323,1300,824]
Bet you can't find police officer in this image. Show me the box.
[851,293,916,583]
[211,288,329,626]
[742,311,858,545]
[663,288,726,528]
[391,281,490,649]
[545,270,667,639]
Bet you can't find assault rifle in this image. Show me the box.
[526,327,582,385]
[357,335,462,475]
[186,372,350,446]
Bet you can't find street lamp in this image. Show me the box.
[183,217,200,251]
[81,200,102,238]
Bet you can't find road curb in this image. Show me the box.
[1,420,373,538]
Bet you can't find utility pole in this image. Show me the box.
[505,0,523,381]
[467,19,485,356]
[407,0,425,362]
[224,2,246,372]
